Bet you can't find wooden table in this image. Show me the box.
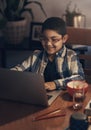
[0,85,91,130]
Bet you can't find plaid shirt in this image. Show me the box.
[11,45,85,89]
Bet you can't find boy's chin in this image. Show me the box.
[46,51,56,55]
[46,50,59,55]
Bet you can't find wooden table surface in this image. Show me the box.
[0,85,91,130]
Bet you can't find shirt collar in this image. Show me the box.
[56,45,67,58]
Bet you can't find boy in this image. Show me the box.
[11,17,85,91]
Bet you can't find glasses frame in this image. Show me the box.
[39,36,63,45]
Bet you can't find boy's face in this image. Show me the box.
[40,29,68,55]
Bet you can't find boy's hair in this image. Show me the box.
[42,17,67,36]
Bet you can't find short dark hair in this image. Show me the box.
[42,17,67,36]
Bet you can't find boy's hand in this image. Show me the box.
[44,82,56,91]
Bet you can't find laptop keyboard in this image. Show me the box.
[47,94,53,100]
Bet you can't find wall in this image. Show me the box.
[24,0,91,36]
[32,0,91,27]
[0,0,91,37]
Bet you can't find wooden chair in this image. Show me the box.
[66,27,91,83]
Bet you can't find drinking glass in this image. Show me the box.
[73,83,85,110]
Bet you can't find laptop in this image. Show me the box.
[0,68,62,107]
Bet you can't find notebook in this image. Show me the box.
[0,68,62,107]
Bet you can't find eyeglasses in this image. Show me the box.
[39,36,63,44]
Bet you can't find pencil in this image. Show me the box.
[32,108,66,121]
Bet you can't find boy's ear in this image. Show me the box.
[63,34,69,43]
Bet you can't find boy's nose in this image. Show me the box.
[47,40,52,45]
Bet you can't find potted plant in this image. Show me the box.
[0,0,47,44]
[63,1,81,26]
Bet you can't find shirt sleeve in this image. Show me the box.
[10,55,32,71]
[54,53,85,90]
[10,50,41,71]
